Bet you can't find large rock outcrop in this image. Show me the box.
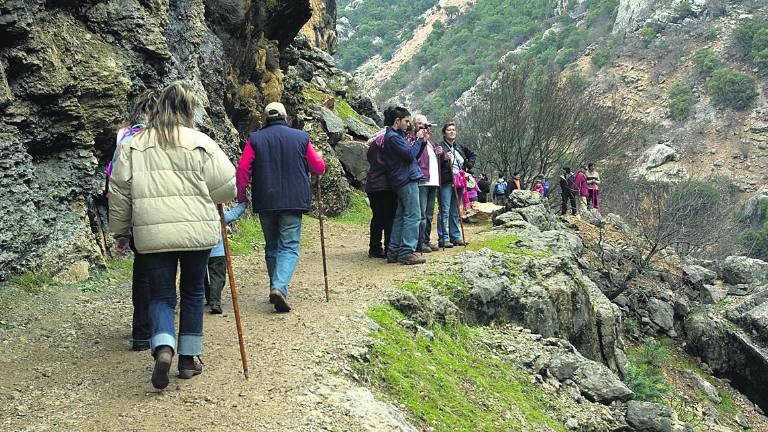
[0,0,379,278]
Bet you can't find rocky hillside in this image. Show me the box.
[355,191,768,430]
[0,0,381,280]
[338,0,768,188]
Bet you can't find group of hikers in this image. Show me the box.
[107,82,324,389]
[105,87,603,390]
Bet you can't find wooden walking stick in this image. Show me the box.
[218,204,249,380]
[453,183,468,248]
[315,180,330,302]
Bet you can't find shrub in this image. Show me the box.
[752,29,768,71]
[733,17,767,56]
[708,68,758,110]
[592,38,615,68]
[672,0,694,22]
[692,48,721,75]
[668,83,694,120]
[641,25,657,44]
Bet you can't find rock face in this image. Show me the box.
[0,0,379,278]
[625,400,672,432]
[720,256,768,286]
[642,143,678,169]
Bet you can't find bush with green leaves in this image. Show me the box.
[641,25,657,44]
[672,0,694,22]
[668,83,693,120]
[592,38,615,68]
[733,17,768,56]
[692,48,721,75]
[707,68,758,110]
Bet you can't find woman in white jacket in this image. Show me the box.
[109,82,236,389]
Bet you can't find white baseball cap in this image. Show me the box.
[265,102,287,119]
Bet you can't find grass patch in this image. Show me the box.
[360,305,566,432]
[8,273,56,294]
[469,234,550,258]
[400,272,469,299]
[303,87,363,122]
[78,282,102,293]
[229,216,265,256]
[625,339,672,403]
[330,190,371,225]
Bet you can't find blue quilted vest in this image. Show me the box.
[248,120,311,213]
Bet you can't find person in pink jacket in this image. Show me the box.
[572,166,589,214]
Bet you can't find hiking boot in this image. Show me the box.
[386,256,398,263]
[398,254,427,265]
[269,289,291,313]
[418,245,432,253]
[209,304,222,315]
[438,242,454,249]
[429,243,440,252]
[368,250,387,259]
[178,355,204,379]
[132,340,150,352]
[151,346,173,390]
[452,240,468,247]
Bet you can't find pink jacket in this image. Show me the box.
[573,171,588,197]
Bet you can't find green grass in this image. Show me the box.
[400,272,469,299]
[469,234,551,258]
[330,190,371,225]
[229,216,265,256]
[360,305,567,432]
[8,273,56,294]
[303,88,363,122]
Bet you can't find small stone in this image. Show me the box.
[736,413,751,429]
[566,418,579,429]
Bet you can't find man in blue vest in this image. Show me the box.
[382,106,427,265]
[236,102,326,312]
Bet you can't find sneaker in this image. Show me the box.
[398,254,427,265]
[178,355,204,379]
[368,250,387,259]
[269,289,291,313]
[151,346,173,390]
[452,240,468,246]
[132,340,150,352]
[438,242,454,249]
[429,243,439,252]
[209,304,222,315]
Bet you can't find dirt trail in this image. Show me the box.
[0,218,482,431]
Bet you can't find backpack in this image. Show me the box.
[466,174,477,190]
[495,180,507,195]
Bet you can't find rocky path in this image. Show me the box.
[0,218,480,431]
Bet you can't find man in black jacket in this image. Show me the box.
[436,122,475,247]
[559,167,577,216]
[477,174,490,203]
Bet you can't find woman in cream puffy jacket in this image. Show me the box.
[109,81,236,390]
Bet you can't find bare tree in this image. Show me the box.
[459,65,640,184]
[597,173,737,299]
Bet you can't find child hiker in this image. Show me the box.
[205,202,246,314]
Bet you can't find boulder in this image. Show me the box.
[682,264,717,289]
[643,144,679,169]
[625,400,673,432]
[720,256,768,286]
[543,353,633,404]
[344,116,374,140]
[700,285,727,305]
[53,260,90,284]
[463,202,504,223]
[683,371,721,404]
[647,298,675,333]
[335,140,369,187]
[314,104,345,145]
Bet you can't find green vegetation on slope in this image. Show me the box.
[376,0,618,121]
[335,0,437,70]
[360,305,566,432]
[330,190,372,225]
[668,83,694,120]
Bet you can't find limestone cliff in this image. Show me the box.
[0,0,377,279]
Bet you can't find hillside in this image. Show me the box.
[337,0,768,192]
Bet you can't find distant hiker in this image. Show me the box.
[559,167,577,216]
[366,130,397,259]
[541,176,551,198]
[107,89,159,352]
[466,172,479,203]
[531,177,545,197]
[236,102,326,312]
[413,114,441,253]
[573,166,589,214]
[509,172,524,192]
[493,174,508,205]
[205,202,246,314]
[477,174,490,203]
[109,81,236,389]
[437,122,475,247]
[586,163,601,210]
[381,106,427,265]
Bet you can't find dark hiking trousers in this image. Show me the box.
[561,191,577,215]
[367,190,397,254]
[131,250,151,344]
[205,256,227,307]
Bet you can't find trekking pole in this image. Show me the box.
[453,185,468,248]
[315,180,330,302]
[218,204,249,380]
[436,152,446,251]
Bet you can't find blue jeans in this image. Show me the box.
[419,185,437,247]
[259,211,303,297]
[437,184,462,244]
[388,181,421,260]
[146,249,211,356]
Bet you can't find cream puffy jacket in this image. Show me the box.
[109,126,236,254]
